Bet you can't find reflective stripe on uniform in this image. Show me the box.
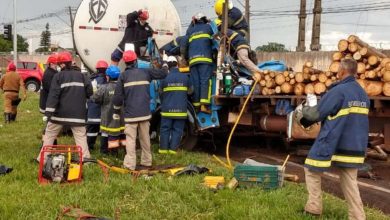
[328,107,369,120]
[161,112,187,117]
[233,15,245,26]
[189,33,211,43]
[51,116,85,123]
[124,81,150,87]
[236,44,250,51]
[331,155,365,164]
[193,102,201,107]
[173,39,178,46]
[39,108,45,113]
[228,32,238,42]
[45,107,56,112]
[60,82,84,88]
[304,158,332,168]
[100,125,125,132]
[163,86,188,92]
[189,57,213,65]
[87,132,99,137]
[87,118,101,123]
[200,79,212,104]
[124,115,151,122]
[113,105,121,110]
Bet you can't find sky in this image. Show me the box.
[1,0,390,52]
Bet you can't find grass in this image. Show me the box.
[0,93,389,220]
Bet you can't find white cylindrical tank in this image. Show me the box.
[73,0,181,72]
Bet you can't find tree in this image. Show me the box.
[256,42,289,52]
[39,23,51,52]
[0,34,29,52]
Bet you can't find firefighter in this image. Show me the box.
[159,56,189,155]
[112,50,168,170]
[214,19,262,81]
[214,0,249,39]
[39,53,58,114]
[0,62,27,123]
[185,13,214,112]
[37,51,93,161]
[159,35,188,57]
[91,65,125,154]
[111,9,154,65]
[86,60,108,150]
[298,59,368,219]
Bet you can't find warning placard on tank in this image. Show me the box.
[118,15,127,31]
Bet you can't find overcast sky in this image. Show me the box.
[1,0,390,51]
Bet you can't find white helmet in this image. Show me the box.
[167,56,178,63]
[194,12,206,21]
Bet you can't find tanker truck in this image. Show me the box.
[72,0,390,154]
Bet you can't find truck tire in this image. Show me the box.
[180,122,198,150]
[25,79,40,92]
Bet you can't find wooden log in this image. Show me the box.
[314,82,327,95]
[304,83,315,95]
[318,73,328,83]
[270,72,276,78]
[383,82,390,96]
[329,61,340,73]
[295,72,304,83]
[260,80,266,87]
[331,76,337,81]
[378,69,384,78]
[360,47,387,59]
[283,71,289,77]
[275,86,281,94]
[268,89,276,95]
[289,79,296,85]
[289,73,295,79]
[349,35,387,58]
[264,75,271,81]
[332,52,343,61]
[345,54,353,59]
[356,79,366,90]
[285,77,290,82]
[365,80,383,96]
[310,74,318,82]
[294,83,305,96]
[353,52,362,61]
[348,42,360,53]
[338,39,349,52]
[383,71,390,82]
[303,67,310,75]
[360,74,366,80]
[368,55,380,66]
[386,62,390,71]
[275,74,286,85]
[366,64,371,70]
[304,61,313,68]
[325,71,332,77]
[366,70,376,79]
[303,72,310,81]
[357,62,366,74]
[281,82,293,94]
[266,79,276,88]
[263,70,270,75]
[325,79,333,87]
[380,58,390,67]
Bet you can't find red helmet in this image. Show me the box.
[58,51,73,63]
[96,60,109,69]
[139,10,149,20]
[47,53,58,64]
[123,50,137,62]
[7,62,16,71]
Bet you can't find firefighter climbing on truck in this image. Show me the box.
[214,0,249,39]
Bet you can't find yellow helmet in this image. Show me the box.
[214,18,222,27]
[214,0,234,16]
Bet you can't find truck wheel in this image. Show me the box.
[180,123,198,151]
[25,79,40,92]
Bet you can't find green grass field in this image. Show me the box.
[0,93,389,220]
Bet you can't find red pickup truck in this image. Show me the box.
[16,61,44,92]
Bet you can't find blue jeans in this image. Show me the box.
[190,64,213,106]
[160,118,186,150]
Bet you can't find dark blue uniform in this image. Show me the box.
[86,72,106,150]
[160,68,189,151]
[186,21,214,106]
[159,36,187,56]
[226,29,250,57]
[225,7,249,38]
[302,76,370,172]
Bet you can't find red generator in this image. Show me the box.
[38,145,83,184]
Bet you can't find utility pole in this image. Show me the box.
[245,0,250,44]
[13,0,17,64]
[310,0,322,51]
[69,6,76,50]
[296,0,306,52]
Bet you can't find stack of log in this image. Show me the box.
[259,62,337,96]
[334,35,390,96]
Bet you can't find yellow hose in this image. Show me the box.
[213,80,259,170]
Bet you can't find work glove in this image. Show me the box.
[113,114,120,120]
[306,93,317,107]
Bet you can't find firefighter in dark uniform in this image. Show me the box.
[37,51,93,161]
[113,50,168,170]
[39,53,58,114]
[111,9,154,64]
[159,56,189,155]
[298,59,369,219]
[0,62,27,123]
[214,0,249,39]
[86,60,108,150]
[185,13,214,112]
[159,36,188,57]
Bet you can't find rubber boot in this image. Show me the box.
[4,113,10,124]
[10,113,16,121]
